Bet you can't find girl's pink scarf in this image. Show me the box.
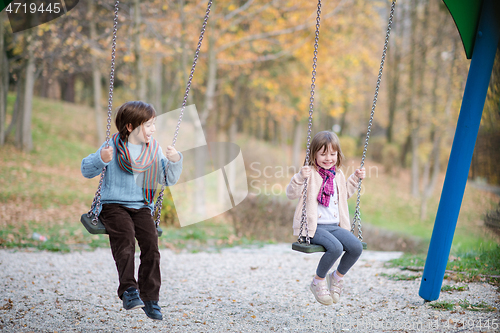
[316,163,336,207]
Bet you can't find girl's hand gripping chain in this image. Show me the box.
[300,166,312,180]
[165,145,180,162]
[101,146,114,163]
[355,167,366,180]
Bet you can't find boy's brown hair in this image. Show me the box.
[115,101,156,142]
[307,131,344,169]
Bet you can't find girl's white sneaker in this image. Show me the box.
[309,279,333,305]
[326,273,343,303]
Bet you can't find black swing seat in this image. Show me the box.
[80,214,107,234]
[292,240,368,253]
[292,242,326,253]
[80,214,163,237]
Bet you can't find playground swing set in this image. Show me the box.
[79,0,500,304]
[80,0,213,237]
[80,0,395,250]
[291,0,396,254]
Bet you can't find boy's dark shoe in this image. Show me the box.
[142,300,163,320]
[122,287,145,310]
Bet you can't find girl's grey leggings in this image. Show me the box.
[310,224,363,278]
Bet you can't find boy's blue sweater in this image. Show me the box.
[81,139,183,215]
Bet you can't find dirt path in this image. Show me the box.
[0,245,498,332]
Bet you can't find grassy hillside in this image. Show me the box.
[0,96,499,256]
[0,96,236,251]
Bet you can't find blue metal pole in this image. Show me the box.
[419,0,500,302]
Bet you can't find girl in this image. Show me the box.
[286,131,365,306]
[81,101,183,320]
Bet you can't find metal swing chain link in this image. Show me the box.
[298,0,322,245]
[351,0,396,240]
[153,0,213,228]
[88,0,120,226]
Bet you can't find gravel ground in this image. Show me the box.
[0,244,498,333]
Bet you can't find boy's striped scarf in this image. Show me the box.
[316,164,336,207]
[113,133,160,204]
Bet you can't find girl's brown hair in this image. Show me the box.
[306,131,344,169]
[115,101,156,142]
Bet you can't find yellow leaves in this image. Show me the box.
[418,142,434,163]
[140,39,154,51]
[123,54,135,63]
[221,84,235,98]
[250,77,279,94]
[12,42,24,56]
[328,105,344,118]
[64,36,75,47]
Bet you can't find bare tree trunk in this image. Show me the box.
[420,134,441,219]
[89,1,104,144]
[179,0,194,106]
[200,23,217,127]
[419,5,441,219]
[339,78,349,136]
[408,0,419,197]
[420,32,458,219]
[133,0,146,101]
[386,1,404,143]
[16,33,35,151]
[22,45,35,151]
[163,61,180,113]
[217,129,227,204]
[39,68,50,98]
[292,118,303,168]
[280,120,288,163]
[411,0,432,200]
[61,74,76,103]
[272,118,278,145]
[266,116,271,142]
[6,80,22,140]
[227,120,238,193]
[195,4,218,216]
[0,11,7,146]
[152,55,163,114]
[257,117,264,140]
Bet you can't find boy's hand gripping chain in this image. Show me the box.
[350,0,396,240]
[152,0,213,228]
[298,0,322,245]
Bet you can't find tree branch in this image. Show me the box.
[216,0,351,53]
[217,35,309,66]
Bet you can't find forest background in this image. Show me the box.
[0,0,499,257]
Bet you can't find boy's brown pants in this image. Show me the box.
[100,204,161,302]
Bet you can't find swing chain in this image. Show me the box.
[105,0,119,148]
[351,0,396,240]
[153,182,164,228]
[153,0,213,227]
[88,0,120,225]
[298,0,321,245]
